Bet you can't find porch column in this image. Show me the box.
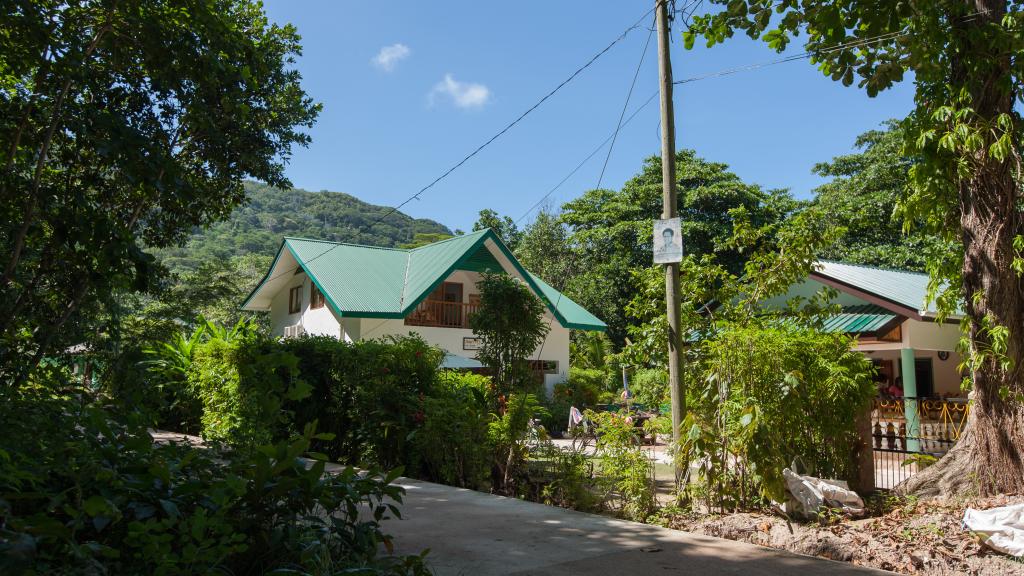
[900,347,921,452]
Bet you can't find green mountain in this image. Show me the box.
[158,182,452,274]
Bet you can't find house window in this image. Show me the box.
[310,283,325,310]
[288,285,302,314]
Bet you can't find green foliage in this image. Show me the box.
[811,123,948,271]
[414,373,493,489]
[687,0,1024,493]
[278,335,441,470]
[472,208,522,250]
[0,0,320,387]
[530,438,598,511]
[559,150,801,344]
[570,331,614,370]
[0,391,426,575]
[139,323,208,433]
[190,328,309,448]
[515,207,575,290]
[631,368,669,409]
[680,324,875,510]
[488,393,547,493]
[588,411,656,521]
[541,374,602,435]
[470,273,549,395]
[159,183,451,275]
[398,232,455,249]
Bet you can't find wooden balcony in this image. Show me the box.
[405,299,479,329]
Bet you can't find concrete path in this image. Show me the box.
[388,476,889,576]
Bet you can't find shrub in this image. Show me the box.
[414,372,493,489]
[0,390,426,575]
[530,438,599,511]
[279,335,442,470]
[630,368,669,410]
[588,410,656,521]
[489,393,547,493]
[542,376,602,435]
[190,333,309,448]
[681,323,875,509]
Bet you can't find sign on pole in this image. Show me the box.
[653,217,683,264]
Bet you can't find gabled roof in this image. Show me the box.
[810,261,958,320]
[241,229,606,331]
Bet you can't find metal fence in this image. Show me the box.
[870,396,970,490]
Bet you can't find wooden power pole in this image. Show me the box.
[655,0,685,476]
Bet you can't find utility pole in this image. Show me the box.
[655,0,685,480]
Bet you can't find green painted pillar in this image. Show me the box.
[900,347,921,452]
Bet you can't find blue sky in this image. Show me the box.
[261,1,915,233]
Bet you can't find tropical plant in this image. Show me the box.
[685,0,1024,500]
[414,372,493,489]
[588,410,656,521]
[679,323,875,511]
[559,150,801,344]
[470,273,549,395]
[0,0,320,388]
[0,391,427,575]
[473,208,522,250]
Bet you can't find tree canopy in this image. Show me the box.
[558,150,800,344]
[159,182,452,274]
[0,0,320,385]
[688,0,1024,496]
[811,122,948,271]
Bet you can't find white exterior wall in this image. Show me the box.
[269,273,342,339]
[858,318,963,398]
[267,268,574,393]
[354,316,570,390]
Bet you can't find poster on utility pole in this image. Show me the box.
[653,217,683,264]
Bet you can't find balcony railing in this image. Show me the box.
[405,299,479,329]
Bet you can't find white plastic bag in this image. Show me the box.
[782,468,865,519]
[963,504,1024,557]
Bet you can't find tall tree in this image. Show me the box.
[560,150,800,344]
[689,0,1024,496]
[472,208,522,250]
[812,123,946,271]
[514,207,575,290]
[0,0,320,386]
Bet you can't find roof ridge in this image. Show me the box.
[284,236,409,252]
[399,251,413,307]
[817,259,929,278]
[408,228,489,251]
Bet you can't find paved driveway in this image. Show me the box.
[388,477,889,576]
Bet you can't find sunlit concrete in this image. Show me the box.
[386,476,891,576]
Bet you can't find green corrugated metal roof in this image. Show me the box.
[528,273,606,331]
[242,229,606,331]
[814,261,945,315]
[287,238,408,315]
[821,304,897,334]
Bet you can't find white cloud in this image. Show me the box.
[429,73,491,109]
[371,43,410,72]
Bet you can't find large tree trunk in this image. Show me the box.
[902,0,1024,497]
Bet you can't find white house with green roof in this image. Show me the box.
[769,261,964,399]
[241,229,606,390]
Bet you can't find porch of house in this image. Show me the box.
[855,320,969,489]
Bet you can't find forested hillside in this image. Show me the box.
[158,182,452,273]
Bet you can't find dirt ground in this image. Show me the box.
[660,495,1024,575]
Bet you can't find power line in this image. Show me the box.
[370,4,660,229]
[515,90,660,225]
[250,5,658,290]
[597,23,656,190]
